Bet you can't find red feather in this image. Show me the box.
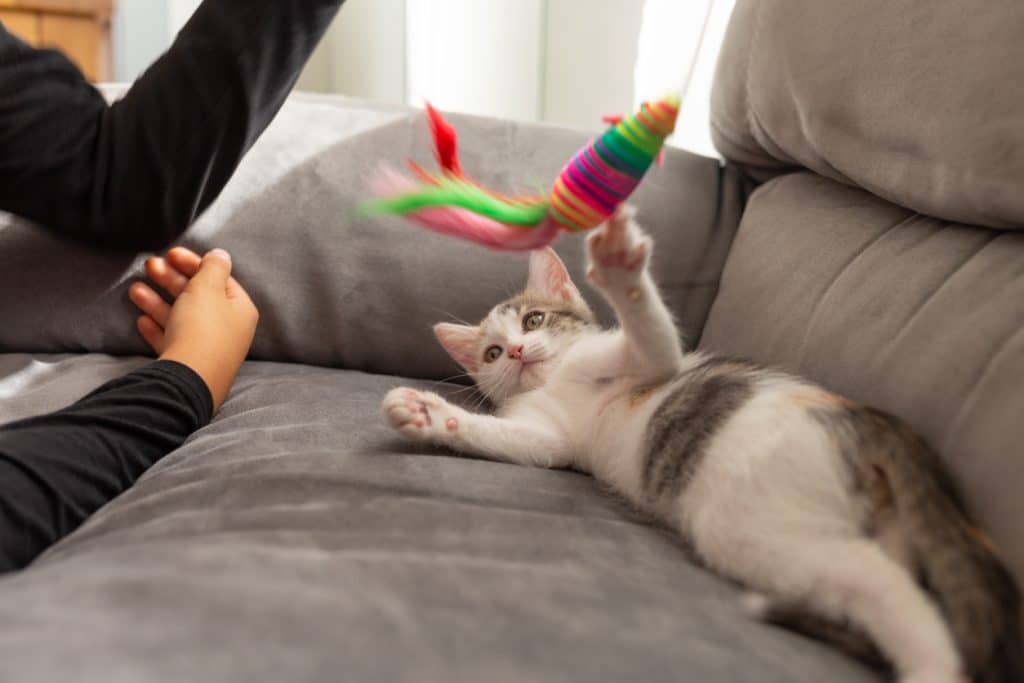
[407,159,442,186]
[425,102,461,175]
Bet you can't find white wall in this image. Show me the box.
[297,0,406,104]
[167,0,202,37]
[111,0,200,83]
[111,0,725,153]
[406,0,543,120]
[330,0,406,104]
[299,0,642,129]
[111,1,167,82]
[542,0,643,130]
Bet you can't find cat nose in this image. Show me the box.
[508,345,524,360]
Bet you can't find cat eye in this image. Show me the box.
[523,311,545,331]
[484,345,503,363]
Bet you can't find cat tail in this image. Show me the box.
[743,593,886,670]
[863,408,1023,683]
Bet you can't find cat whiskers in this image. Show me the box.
[430,371,475,386]
[487,359,520,404]
[430,308,476,327]
[523,339,548,363]
[467,390,492,413]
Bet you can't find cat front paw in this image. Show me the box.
[382,388,461,443]
[586,204,651,295]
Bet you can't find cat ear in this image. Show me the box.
[434,323,480,372]
[526,247,582,303]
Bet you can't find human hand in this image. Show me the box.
[129,247,259,413]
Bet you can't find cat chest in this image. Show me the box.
[533,375,674,473]
[546,374,668,422]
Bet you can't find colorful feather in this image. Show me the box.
[425,102,461,175]
[366,166,559,250]
[360,175,548,226]
[360,96,680,251]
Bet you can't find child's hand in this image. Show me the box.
[129,247,259,413]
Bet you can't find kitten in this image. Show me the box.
[382,206,1021,683]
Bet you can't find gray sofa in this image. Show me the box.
[0,1,1020,681]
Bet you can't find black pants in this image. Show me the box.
[0,0,344,572]
[0,362,211,571]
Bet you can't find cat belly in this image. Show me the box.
[673,388,862,577]
[573,380,680,499]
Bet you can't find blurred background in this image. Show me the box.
[0,0,735,157]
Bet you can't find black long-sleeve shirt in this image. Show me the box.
[0,0,344,249]
[0,361,212,571]
[0,0,345,571]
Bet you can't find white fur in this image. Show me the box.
[382,208,964,682]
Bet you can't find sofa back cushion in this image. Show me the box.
[700,172,1024,589]
[0,93,745,381]
[712,0,1024,229]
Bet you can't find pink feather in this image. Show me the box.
[369,165,419,196]
[405,208,559,250]
[370,166,559,251]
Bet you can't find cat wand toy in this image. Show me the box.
[360,95,681,251]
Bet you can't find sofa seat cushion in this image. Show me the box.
[700,171,1024,593]
[0,353,877,683]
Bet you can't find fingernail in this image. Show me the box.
[208,248,231,263]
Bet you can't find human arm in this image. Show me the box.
[0,0,344,250]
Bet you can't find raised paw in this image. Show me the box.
[586,204,651,293]
[382,387,461,443]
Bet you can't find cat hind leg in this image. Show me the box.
[729,538,964,682]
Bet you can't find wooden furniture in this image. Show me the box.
[0,1,114,81]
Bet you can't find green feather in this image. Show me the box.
[359,178,548,226]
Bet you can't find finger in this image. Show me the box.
[188,249,233,291]
[165,247,203,278]
[224,273,256,304]
[169,246,246,292]
[128,282,172,327]
[144,256,189,297]
[136,315,166,354]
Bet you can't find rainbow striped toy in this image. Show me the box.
[361,95,680,251]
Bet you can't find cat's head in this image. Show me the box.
[434,247,595,404]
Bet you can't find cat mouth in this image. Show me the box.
[518,360,544,376]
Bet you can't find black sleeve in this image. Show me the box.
[0,361,213,572]
[0,0,344,251]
